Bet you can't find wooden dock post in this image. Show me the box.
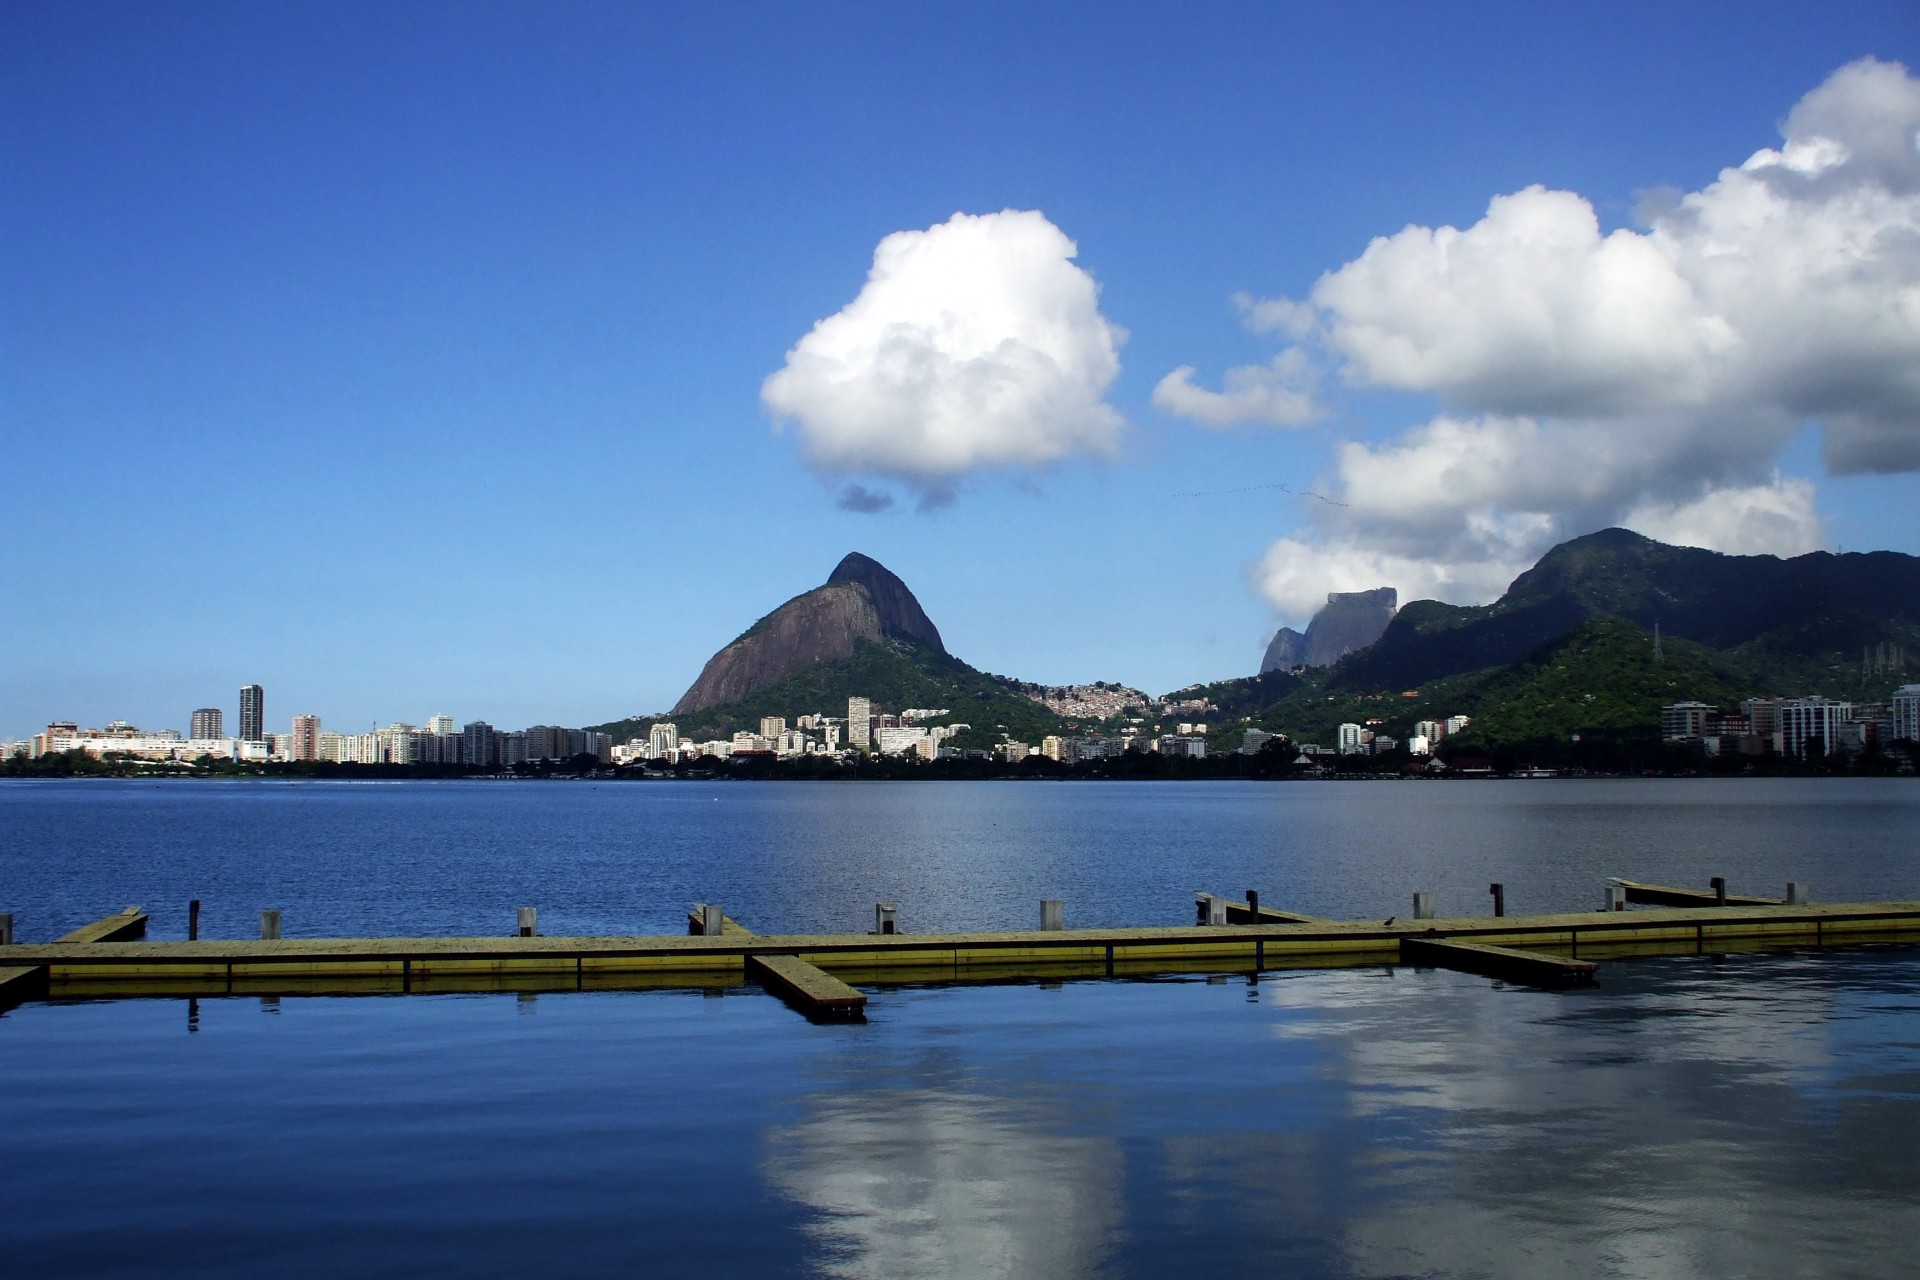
[1413,892,1435,920]
[1246,889,1260,915]
[701,903,725,937]
[260,910,281,940]
[1711,877,1728,907]
[1787,882,1809,905]
[1040,900,1064,931]
[1605,884,1627,911]
[1489,884,1505,917]
[0,913,12,946]
[517,907,538,938]
[1206,895,1227,926]
[188,899,200,942]
[874,903,898,936]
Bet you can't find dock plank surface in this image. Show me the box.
[748,953,866,1019]
[58,907,149,944]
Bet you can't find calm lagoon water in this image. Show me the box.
[3,777,1919,1278]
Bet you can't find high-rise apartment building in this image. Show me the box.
[428,714,456,737]
[191,708,223,740]
[462,721,496,768]
[760,717,787,741]
[1775,697,1850,759]
[847,697,872,750]
[291,715,320,761]
[239,685,265,743]
[1893,685,1920,744]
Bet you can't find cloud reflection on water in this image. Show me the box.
[764,1088,1123,1279]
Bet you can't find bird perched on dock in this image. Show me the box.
[1383,916,1395,926]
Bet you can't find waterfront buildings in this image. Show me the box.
[239,685,265,743]
[291,715,320,762]
[1896,685,1920,744]
[1660,702,1715,742]
[190,708,223,740]
[1664,693,1917,759]
[847,697,871,749]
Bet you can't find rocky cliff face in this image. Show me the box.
[1260,627,1307,673]
[825,552,945,653]
[671,554,945,716]
[1302,588,1398,667]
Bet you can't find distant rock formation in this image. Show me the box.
[1303,588,1398,666]
[1259,627,1307,674]
[671,553,944,716]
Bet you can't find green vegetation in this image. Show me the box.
[1332,528,1920,696]
[1192,614,1918,771]
[591,638,1067,745]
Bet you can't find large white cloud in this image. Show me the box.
[1190,58,1920,622]
[763,210,1126,501]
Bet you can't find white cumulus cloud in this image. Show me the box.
[1187,59,1920,622]
[1622,475,1823,558]
[763,210,1125,501]
[1151,349,1319,427]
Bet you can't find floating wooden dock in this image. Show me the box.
[0,908,150,1004]
[1610,878,1782,907]
[3,896,1918,1013]
[1401,936,1597,987]
[748,953,867,1020]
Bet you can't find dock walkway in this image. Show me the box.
[2,898,1916,1009]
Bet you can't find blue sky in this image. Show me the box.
[4,1,1917,737]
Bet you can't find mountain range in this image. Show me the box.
[595,529,1919,755]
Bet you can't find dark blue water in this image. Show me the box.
[4,777,1917,940]
[4,778,1919,1278]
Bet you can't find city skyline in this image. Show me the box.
[5,5,1917,738]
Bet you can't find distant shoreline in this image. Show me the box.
[4,758,1912,784]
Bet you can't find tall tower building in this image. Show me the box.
[191,708,223,740]
[847,697,872,750]
[291,715,320,762]
[239,685,265,743]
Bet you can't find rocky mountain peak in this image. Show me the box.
[826,553,945,654]
[670,553,945,716]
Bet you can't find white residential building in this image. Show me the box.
[1892,685,1920,743]
[876,726,930,755]
[1337,723,1366,755]
[1776,697,1851,759]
